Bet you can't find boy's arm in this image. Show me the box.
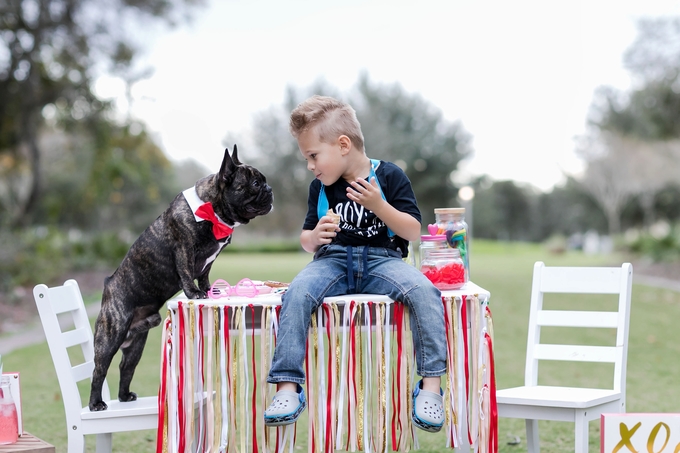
[346,177,421,242]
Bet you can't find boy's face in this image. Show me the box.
[297,128,347,186]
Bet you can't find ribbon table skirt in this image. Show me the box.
[157,284,496,453]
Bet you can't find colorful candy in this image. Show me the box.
[421,262,466,290]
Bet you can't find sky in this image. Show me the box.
[94,0,680,192]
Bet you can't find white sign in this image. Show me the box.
[601,413,680,453]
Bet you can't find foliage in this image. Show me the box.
[580,16,680,235]
[0,227,129,297]
[0,0,204,226]
[31,121,180,232]
[591,17,680,140]
[0,227,130,291]
[467,176,609,243]
[623,225,680,262]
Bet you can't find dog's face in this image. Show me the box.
[207,146,274,225]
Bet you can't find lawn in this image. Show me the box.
[3,240,679,452]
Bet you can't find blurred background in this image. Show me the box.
[2,0,680,306]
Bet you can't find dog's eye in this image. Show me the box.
[251,180,260,188]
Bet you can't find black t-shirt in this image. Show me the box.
[302,160,421,257]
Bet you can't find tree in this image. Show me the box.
[582,16,680,232]
[471,178,537,241]
[575,132,641,235]
[0,0,204,227]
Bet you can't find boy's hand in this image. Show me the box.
[347,177,385,212]
[313,215,340,246]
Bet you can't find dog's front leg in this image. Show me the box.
[196,264,213,294]
[174,244,206,298]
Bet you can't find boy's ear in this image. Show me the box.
[338,135,352,154]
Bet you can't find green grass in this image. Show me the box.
[4,240,680,452]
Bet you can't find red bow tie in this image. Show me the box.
[195,202,233,240]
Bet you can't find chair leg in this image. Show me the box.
[95,432,113,453]
[575,413,589,453]
[67,430,85,453]
[526,419,540,453]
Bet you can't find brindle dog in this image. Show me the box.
[89,146,273,411]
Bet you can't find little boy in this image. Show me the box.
[264,95,447,433]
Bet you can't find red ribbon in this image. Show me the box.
[391,302,404,451]
[197,305,206,451]
[195,202,234,240]
[249,304,259,453]
[324,304,333,453]
[177,302,186,453]
[485,332,498,453]
[157,319,171,453]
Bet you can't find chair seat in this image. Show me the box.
[81,396,158,420]
[497,385,622,408]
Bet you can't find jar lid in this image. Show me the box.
[421,234,447,241]
[434,207,465,214]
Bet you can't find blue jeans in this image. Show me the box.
[267,244,447,385]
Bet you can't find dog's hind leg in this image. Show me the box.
[118,330,150,402]
[120,311,161,349]
[89,307,131,411]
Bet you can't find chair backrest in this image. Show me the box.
[33,280,111,422]
[524,261,633,393]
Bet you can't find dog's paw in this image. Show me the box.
[184,288,208,299]
[89,400,108,412]
[119,391,138,402]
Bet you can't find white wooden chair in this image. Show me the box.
[496,261,633,453]
[33,279,157,453]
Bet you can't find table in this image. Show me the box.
[157,282,496,453]
[0,433,55,453]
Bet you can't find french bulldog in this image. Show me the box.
[89,145,273,411]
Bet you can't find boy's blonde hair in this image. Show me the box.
[289,95,365,152]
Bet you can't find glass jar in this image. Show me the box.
[434,207,470,281]
[0,375,18,445]
[419,234,467,290]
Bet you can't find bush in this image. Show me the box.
[624,224,680,262]
[0,227,131,299]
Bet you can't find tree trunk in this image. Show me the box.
[639,191,656,229]
[604,205,621,236]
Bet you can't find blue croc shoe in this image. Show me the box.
[411,379,444,432]
[264,384,307,426]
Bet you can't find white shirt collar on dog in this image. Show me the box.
[182,187,240,228]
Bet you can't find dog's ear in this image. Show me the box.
[232,144,241,165]
[219,147,238,183]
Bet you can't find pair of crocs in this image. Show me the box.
[412,379,444,432]
[263,384,306,426]
[264,380,443,431]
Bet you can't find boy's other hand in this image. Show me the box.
[347,177,385,212]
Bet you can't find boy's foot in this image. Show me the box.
[411,379,444,432]
[264,384,307,426]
